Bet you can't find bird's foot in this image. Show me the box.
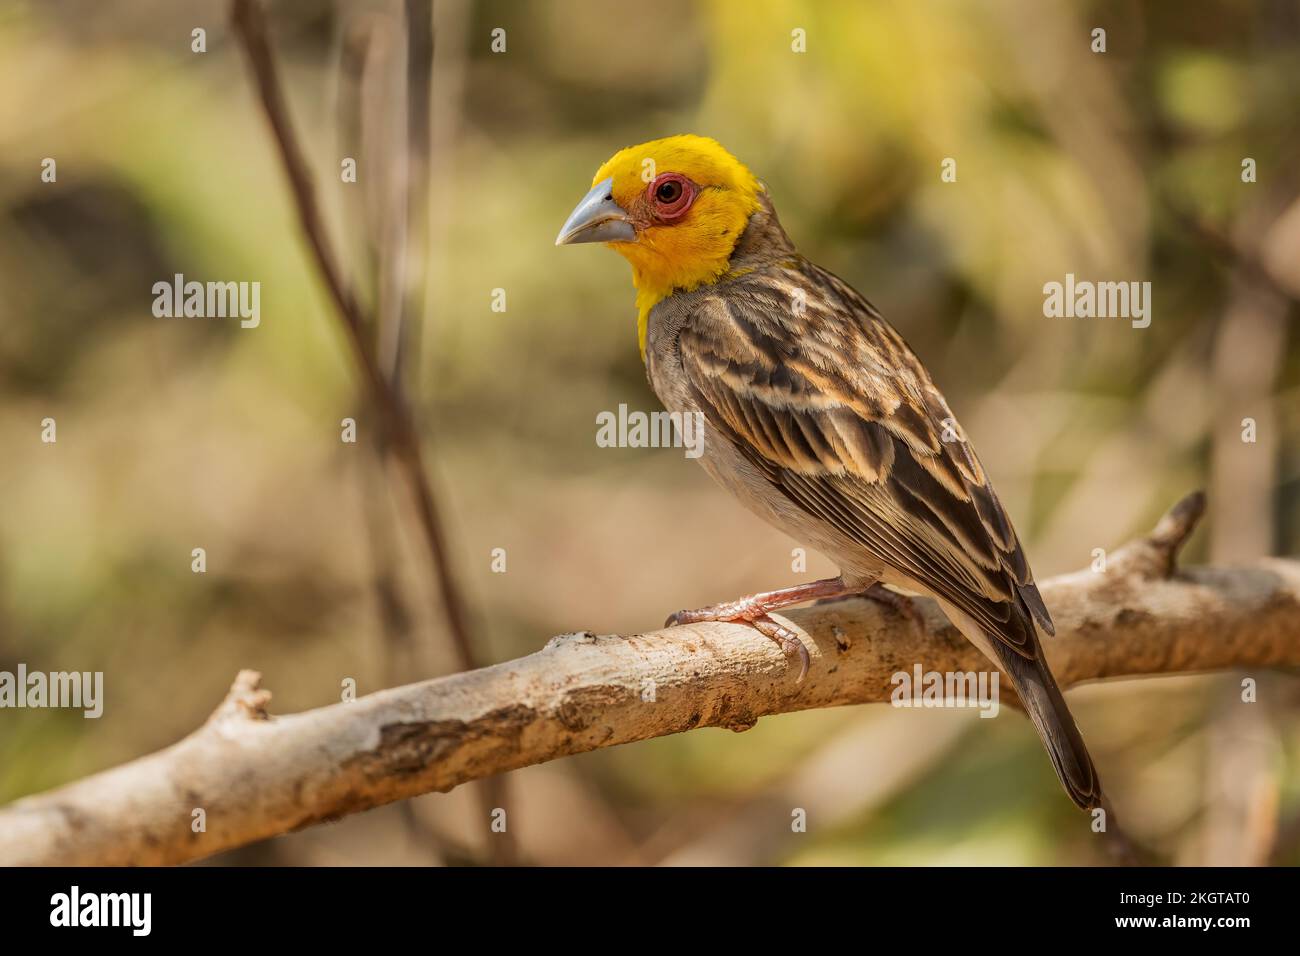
[665,602,811,683]
[663,578,853,684]
[861,583,924,634]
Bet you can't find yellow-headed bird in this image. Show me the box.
[557,134,1101,811]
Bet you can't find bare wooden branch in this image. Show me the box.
[2,494,1298,865]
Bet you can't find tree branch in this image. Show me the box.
[2,494,1298,865]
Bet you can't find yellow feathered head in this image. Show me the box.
[557,135,764,300]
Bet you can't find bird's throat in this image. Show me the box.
[624,246,738,361]
[634,285,662,363]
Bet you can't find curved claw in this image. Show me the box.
[750,614,811,684]
[793,641,810,683]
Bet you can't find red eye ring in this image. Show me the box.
[647,173,696,220]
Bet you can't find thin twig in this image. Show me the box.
[231,0,513,861]
[230,0,476,673]
[399,0,433,385]
[1162,197,1299,307]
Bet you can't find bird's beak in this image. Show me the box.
[555,177,637,246]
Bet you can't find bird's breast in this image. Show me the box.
[642,300,886,585]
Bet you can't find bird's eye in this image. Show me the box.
[648,174,695,220]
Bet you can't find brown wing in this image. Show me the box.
[678,258,1053,656]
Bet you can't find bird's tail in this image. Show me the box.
[1001,647,1102,811]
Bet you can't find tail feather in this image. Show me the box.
[1002,648,1102,811]
[936,596,1103,811]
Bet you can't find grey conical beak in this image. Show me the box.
[555,177,637,245]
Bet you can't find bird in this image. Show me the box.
[556,134,1102,811]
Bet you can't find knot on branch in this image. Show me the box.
[208,670,272,725]
[1111,491,1206,580]
[544,631,597,651]
[1147,490,1207,569]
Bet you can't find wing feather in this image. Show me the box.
[678,259,1054,654]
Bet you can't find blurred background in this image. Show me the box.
[1,0,1298,865]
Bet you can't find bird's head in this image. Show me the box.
[556,135,763,308]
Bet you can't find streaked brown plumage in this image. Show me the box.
[559,135,1102,811]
